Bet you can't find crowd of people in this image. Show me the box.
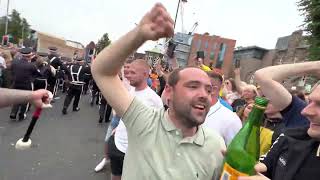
[0,3,319,180]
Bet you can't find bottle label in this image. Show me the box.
[220,163,248,180]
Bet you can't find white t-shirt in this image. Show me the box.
[0,56,6,68]
[203,100,242,146]
[122,77,133,92]
[115,86,163,153]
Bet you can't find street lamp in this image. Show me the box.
[5,0,10,35]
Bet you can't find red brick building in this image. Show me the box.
[188,33,236,77]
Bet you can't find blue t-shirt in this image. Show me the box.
[281,95,309,128]
[147,78,152,87]
[219,97,233,111]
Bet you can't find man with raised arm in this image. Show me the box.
[255,62,311,128]
[91,3,225,180]
[239,61,320,180]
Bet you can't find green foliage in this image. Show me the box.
[95,33,111,54]
[0,9,31,44]
[297,0,320,60]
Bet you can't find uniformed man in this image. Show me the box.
[99,95,112,123]
[62,57,89,114]
[90,80,100,106]
[10,47,42,121]
[82,63,92,95]
[47,47,64,98]
[33,52,54,90]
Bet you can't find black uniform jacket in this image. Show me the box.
[261,127,320,180]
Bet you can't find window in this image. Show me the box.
[205,41,208,49]
[177,38,183,42]
[210,52,215,60]
[212,42,217,51]
[197,39,202,50]
[216,43,227,68]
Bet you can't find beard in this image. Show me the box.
[172,96,210,128]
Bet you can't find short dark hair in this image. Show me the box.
[207,71,223,84]
[167,67,185,87]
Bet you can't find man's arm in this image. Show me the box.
[254,61,320,111]
[0,88,51,108]
[91,3,174,117]
[234,68,247,94]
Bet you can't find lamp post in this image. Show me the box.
[5,0,10,35]
[173,0,187,30]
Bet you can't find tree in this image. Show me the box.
[297,0,320,61]
[0,9,31,44]
[95,33,111,54]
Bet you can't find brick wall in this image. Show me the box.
[188,33,236,77]
[37,32,84,58]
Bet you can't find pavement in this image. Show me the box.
[0,93,111,180]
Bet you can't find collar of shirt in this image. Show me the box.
[161,109,205,146]
[206,101,222,117]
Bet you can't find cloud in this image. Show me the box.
[0,0,304,52]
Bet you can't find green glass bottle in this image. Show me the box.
[220,97,268,180]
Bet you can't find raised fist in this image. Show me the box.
[137,3,174,41]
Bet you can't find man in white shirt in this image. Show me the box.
[203,71,242,145]
[108,59,163,180]
[0,55,6,87]
[0,55,6,69]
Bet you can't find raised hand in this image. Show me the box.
[138,3,174,41]
[234,67,241,76]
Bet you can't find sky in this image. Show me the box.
[0,0,304,53]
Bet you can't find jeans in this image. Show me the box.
[105,115,121,142]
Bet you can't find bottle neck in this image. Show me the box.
[246,104,265,127]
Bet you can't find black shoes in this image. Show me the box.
[98,116,110,123]
[63,107,79,115]
[98,116,103,123]
[18,114,26,121]
[62,108,67,115]
[10,114,16,120]
[10,114,26,121]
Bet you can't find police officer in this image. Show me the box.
[62,57,89,114]
[10,48,42,121]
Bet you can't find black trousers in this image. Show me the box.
[99,96,112,122]
[10,83,32,119]
[34,79,47,90]
[108,135,125,176]
[83,78,90,95]
[63,84,83,110]
[47,78,57,96]
[90,81,100,105]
